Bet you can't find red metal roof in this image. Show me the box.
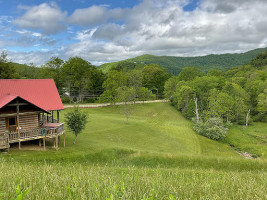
[0,94,17,109]
[0,95,49,113]
[0,79,64,111]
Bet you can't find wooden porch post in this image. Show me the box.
[16,99,21,149]
[57,110,59,123]
[52,111,54,123]
[42,113,44,126]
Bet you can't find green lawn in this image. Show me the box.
[5,103,239,161]
[1,103,267,199]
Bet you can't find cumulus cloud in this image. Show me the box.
[14,2,67,34]
[68,5,126,26]
[68,6,106,26]
[83,0,267,61]
[93,23,126,42]
[4,0,267,65]
[201,0,267,13]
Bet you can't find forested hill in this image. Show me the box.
[98,47,267,75]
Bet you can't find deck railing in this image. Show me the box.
[8,123,64,143]
[55,123,64,134]
[44,123,64,136]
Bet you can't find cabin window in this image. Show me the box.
[8,117,17,132]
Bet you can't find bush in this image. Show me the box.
[193,118,229,141]
[253,113,266,122]
[61,95,70,104]
[84,98,95,103]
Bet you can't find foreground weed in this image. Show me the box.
[66,186,77,200]
[14,185,30,200]
[106,194,114,200]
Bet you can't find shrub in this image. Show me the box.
[61,95,70,104]
[84,98,95,103]
[193,118,229,141]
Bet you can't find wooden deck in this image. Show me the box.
[0,123,65,150]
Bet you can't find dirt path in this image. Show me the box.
[64,100,169,109]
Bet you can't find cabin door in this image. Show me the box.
[7,117,17,132]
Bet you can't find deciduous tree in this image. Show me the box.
[65,107,88,144]
[116,87,136,124]
[142,64,171,97]
[41,57,64,91]
[257,89,267,121]
[0,51,17,79]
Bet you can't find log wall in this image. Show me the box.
[0,118,6,134]
[19,114,39,130]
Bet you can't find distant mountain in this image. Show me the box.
[98,47,267,75]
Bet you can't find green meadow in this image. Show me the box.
[0,103,267,199]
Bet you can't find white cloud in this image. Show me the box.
[84,0,267,62]
[14,2,67,34]
[4,0,267,66]
[68,6,106,26]
[68,5,126,26]
[32,32,42,37]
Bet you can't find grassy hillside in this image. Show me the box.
[6,103,239,160]
[98,47,267,75]
[1,103,266,199]
[226,123,267,159]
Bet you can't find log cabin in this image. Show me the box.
[0,79,65,151]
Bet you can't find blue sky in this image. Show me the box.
[1,0,267,66]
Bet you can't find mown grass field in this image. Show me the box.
[0,103,267,199]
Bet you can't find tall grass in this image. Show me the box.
[0,160,266,200]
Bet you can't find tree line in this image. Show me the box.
[0,52,171,103]
[164,52,267,140]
